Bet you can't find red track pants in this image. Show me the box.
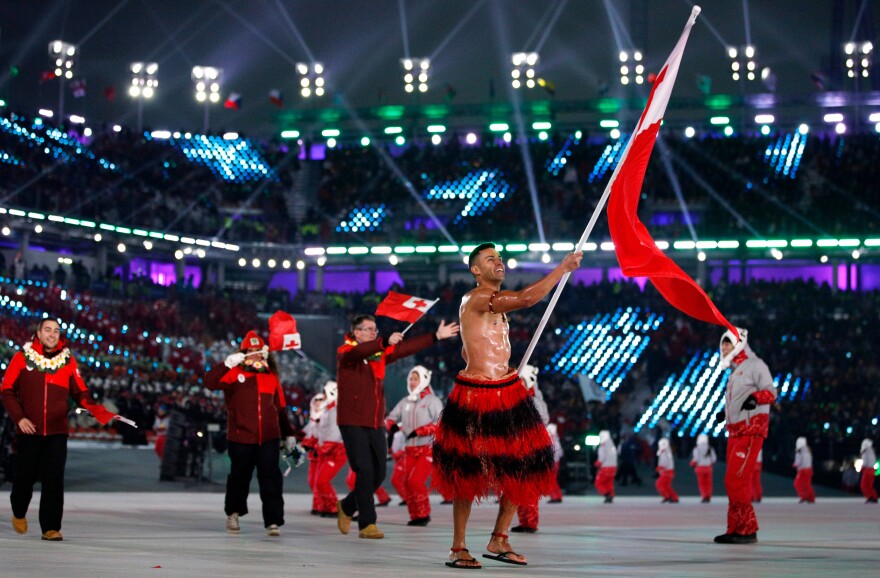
[694,465,713,499]
[725,435,763,535]
[861,468,878,501]
[307,454,321,511]
[751,463,763,501]
[315,442,347,513]
[404,446,433,520]
[390,452,408,501]
[595,466,617,497]
[794,468,815,502]
[655,468,678,501]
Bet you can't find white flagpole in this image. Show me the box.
[400,300,438,335]
[517,6,701,374]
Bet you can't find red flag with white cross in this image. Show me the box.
[268,311,301,351]
[375,291,438,324]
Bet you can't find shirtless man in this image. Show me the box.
[433,242,582,569]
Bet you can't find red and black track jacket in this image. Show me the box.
[1,338,114,435]
[336,332,437,429]
[204,363,294,445]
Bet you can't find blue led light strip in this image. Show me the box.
[546,307,662,395]
[588,133,629,183]
[546,133,581,176]
[634,348,811,438]
[336,204,388,233]
[423,169,514,224]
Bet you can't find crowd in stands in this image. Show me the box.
[3,109,880,251]
[1,258,875,490]
[1,109,878,491]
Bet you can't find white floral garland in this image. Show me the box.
[23,342,71,373]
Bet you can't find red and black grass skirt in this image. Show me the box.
[432,371,556,505]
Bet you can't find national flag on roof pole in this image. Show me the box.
[605,6,737,338]
[375,291,438,324]
[268,311,301,351]
[269,89,284,107]
[224,92,242,109]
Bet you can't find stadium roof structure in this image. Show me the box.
[1,0,878,137]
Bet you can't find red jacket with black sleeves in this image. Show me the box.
[204,363,294,445]
[336,332,437,429]
[1,339,114,436]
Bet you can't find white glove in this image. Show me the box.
[224,352,245,368]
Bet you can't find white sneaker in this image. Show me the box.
[266,524,280,537]
[226,513,240,533]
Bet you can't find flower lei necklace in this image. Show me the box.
[23,342,71,373]
[243,357,269,373]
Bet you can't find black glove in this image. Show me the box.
[741,395,757,411]
[715,410,726,423]
[389,423,400,434]
[406,430,418,440]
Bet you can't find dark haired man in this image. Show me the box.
[335,313,459,539]
[433,242,581,568]
[1,318,117,541]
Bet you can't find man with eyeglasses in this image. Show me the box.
[335,313,459,539]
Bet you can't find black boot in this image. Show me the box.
[406,516,431,527]
[714,532,757,544]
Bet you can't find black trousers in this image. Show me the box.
[225,440,284,527]
[339,425,387,529]
[11,434,68,533]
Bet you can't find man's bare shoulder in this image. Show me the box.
[462,286,494,312]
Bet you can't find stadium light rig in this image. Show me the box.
[192,66,223,103]
[619,50,644,85]
[844,41,873,79]
[511,52,539,89]
[401,58,430,93]
[727,45,758,81]
[297,62,325,98]
[130,62,158,99]
[48,40,77,80]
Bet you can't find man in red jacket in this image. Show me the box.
[335,314,458,539]
[1,318,116,541]
[204,330,294,537]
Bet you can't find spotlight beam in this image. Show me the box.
[75,0,133,47]
[214,0,297,65]
[273,0,318,63]
[679,0,728,48]
[126,171,208,228]
[523,0,565,50]
[0,160,66,205]
[398,0,411,59]
[742,0,752,47]
[428,0,489,62]
[0,3,67,91]
[492,1,546,244]
[533,0,569,54]
[601,0,633,54]
[669,153,762,238]
[60,154,174,218]
[334,94,460,249]
[142,2,216,66]
[679,139,829,236]
[657,137,698,242]
[849,0,870,43]
[214,150,300,240]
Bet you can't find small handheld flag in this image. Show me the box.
[269,311,301,351]
[375,291,438,324]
